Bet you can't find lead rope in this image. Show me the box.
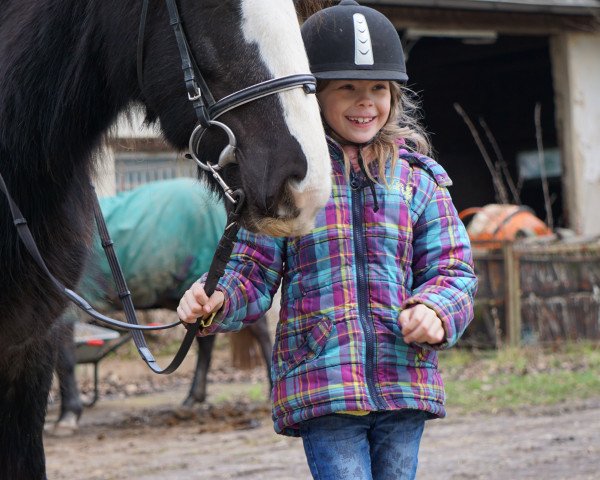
[0,174,183,336]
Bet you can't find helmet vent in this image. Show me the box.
[352,13,374,66]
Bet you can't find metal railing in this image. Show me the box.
[115,152,196,192]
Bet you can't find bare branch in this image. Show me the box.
[454,103,509,205]
[479,117,521,205]
[534,102,554,230]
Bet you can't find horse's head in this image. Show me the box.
[139,0,330,236]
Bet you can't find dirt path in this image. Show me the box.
[44,354,600,479]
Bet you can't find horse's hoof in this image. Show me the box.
[174,404,195,420]
[174,396,204,419]
[46,412,79,437]
[182,395,206,409]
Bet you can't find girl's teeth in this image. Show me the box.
[349,117,373,124]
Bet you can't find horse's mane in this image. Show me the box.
[0,2,137,186]
[296,0,331,22]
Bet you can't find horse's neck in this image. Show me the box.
[0,1,137,188]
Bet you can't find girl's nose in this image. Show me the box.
[356,91,374,106]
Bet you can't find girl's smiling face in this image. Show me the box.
[317,80,391,144]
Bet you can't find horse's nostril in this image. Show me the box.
[257,190,297,220]
[274,192,299,220]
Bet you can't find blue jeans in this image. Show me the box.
[299,410,429,480]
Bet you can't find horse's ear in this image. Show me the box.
[295,0,331,22]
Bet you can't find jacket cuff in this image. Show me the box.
[400,296,455,351]
[195,273,236,336]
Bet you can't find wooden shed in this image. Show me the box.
[363,0,600,237]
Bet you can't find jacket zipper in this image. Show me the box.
[350,171,386,410]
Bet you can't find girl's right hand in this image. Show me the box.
[177,281,225,324]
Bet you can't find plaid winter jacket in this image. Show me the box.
[200,139,477,436]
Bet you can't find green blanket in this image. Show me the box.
[81,178,226,309]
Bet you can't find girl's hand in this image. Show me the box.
[399,304,445,345]
[177,281,225,324]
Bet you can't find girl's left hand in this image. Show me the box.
[399,304,445,345]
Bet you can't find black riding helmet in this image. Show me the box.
[301,0,408,83]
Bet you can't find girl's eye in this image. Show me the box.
[373,83,388,91]
[339,84,355,90]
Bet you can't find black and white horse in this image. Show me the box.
[0,1,328,478]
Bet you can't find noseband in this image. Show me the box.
[138,0,317,204]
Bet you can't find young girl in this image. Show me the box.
[178,1,477,478]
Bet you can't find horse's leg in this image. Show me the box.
[181,335,216,408]
[0,334,57,480]
[181,316,272,408]
[51,311,83,436]
[248,316,274,394]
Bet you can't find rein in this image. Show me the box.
[0,0,317,374]
[0,173,242,374]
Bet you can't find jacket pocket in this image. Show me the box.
[275,317,333,381]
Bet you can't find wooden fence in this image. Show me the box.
[467,238,600,347]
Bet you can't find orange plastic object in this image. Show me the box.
[85,339,105,347]
[459,204,552,246]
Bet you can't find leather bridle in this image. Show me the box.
[138,0,317,203]
[0,0,317,374]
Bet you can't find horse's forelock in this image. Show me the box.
[241,0,312,76]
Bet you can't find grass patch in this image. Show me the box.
[439,342,600,413]
[211,382,267,405]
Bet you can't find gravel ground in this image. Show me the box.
[44,350,600,480]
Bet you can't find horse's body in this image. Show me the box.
[0,1,328,477]
[50,178,272,435]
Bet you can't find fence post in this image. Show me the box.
[503,241,522,347]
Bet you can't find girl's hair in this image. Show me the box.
[319,81,432,187]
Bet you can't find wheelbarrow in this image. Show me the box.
[74,322,132,406]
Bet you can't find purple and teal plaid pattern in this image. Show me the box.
[200,139,477,436]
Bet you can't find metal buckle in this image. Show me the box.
[200,311,217,328]
[188,84,202,101]
[206,163,237,205]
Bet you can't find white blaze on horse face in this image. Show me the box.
[241,0,331,234]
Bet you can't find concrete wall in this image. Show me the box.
[551,31,600,236]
